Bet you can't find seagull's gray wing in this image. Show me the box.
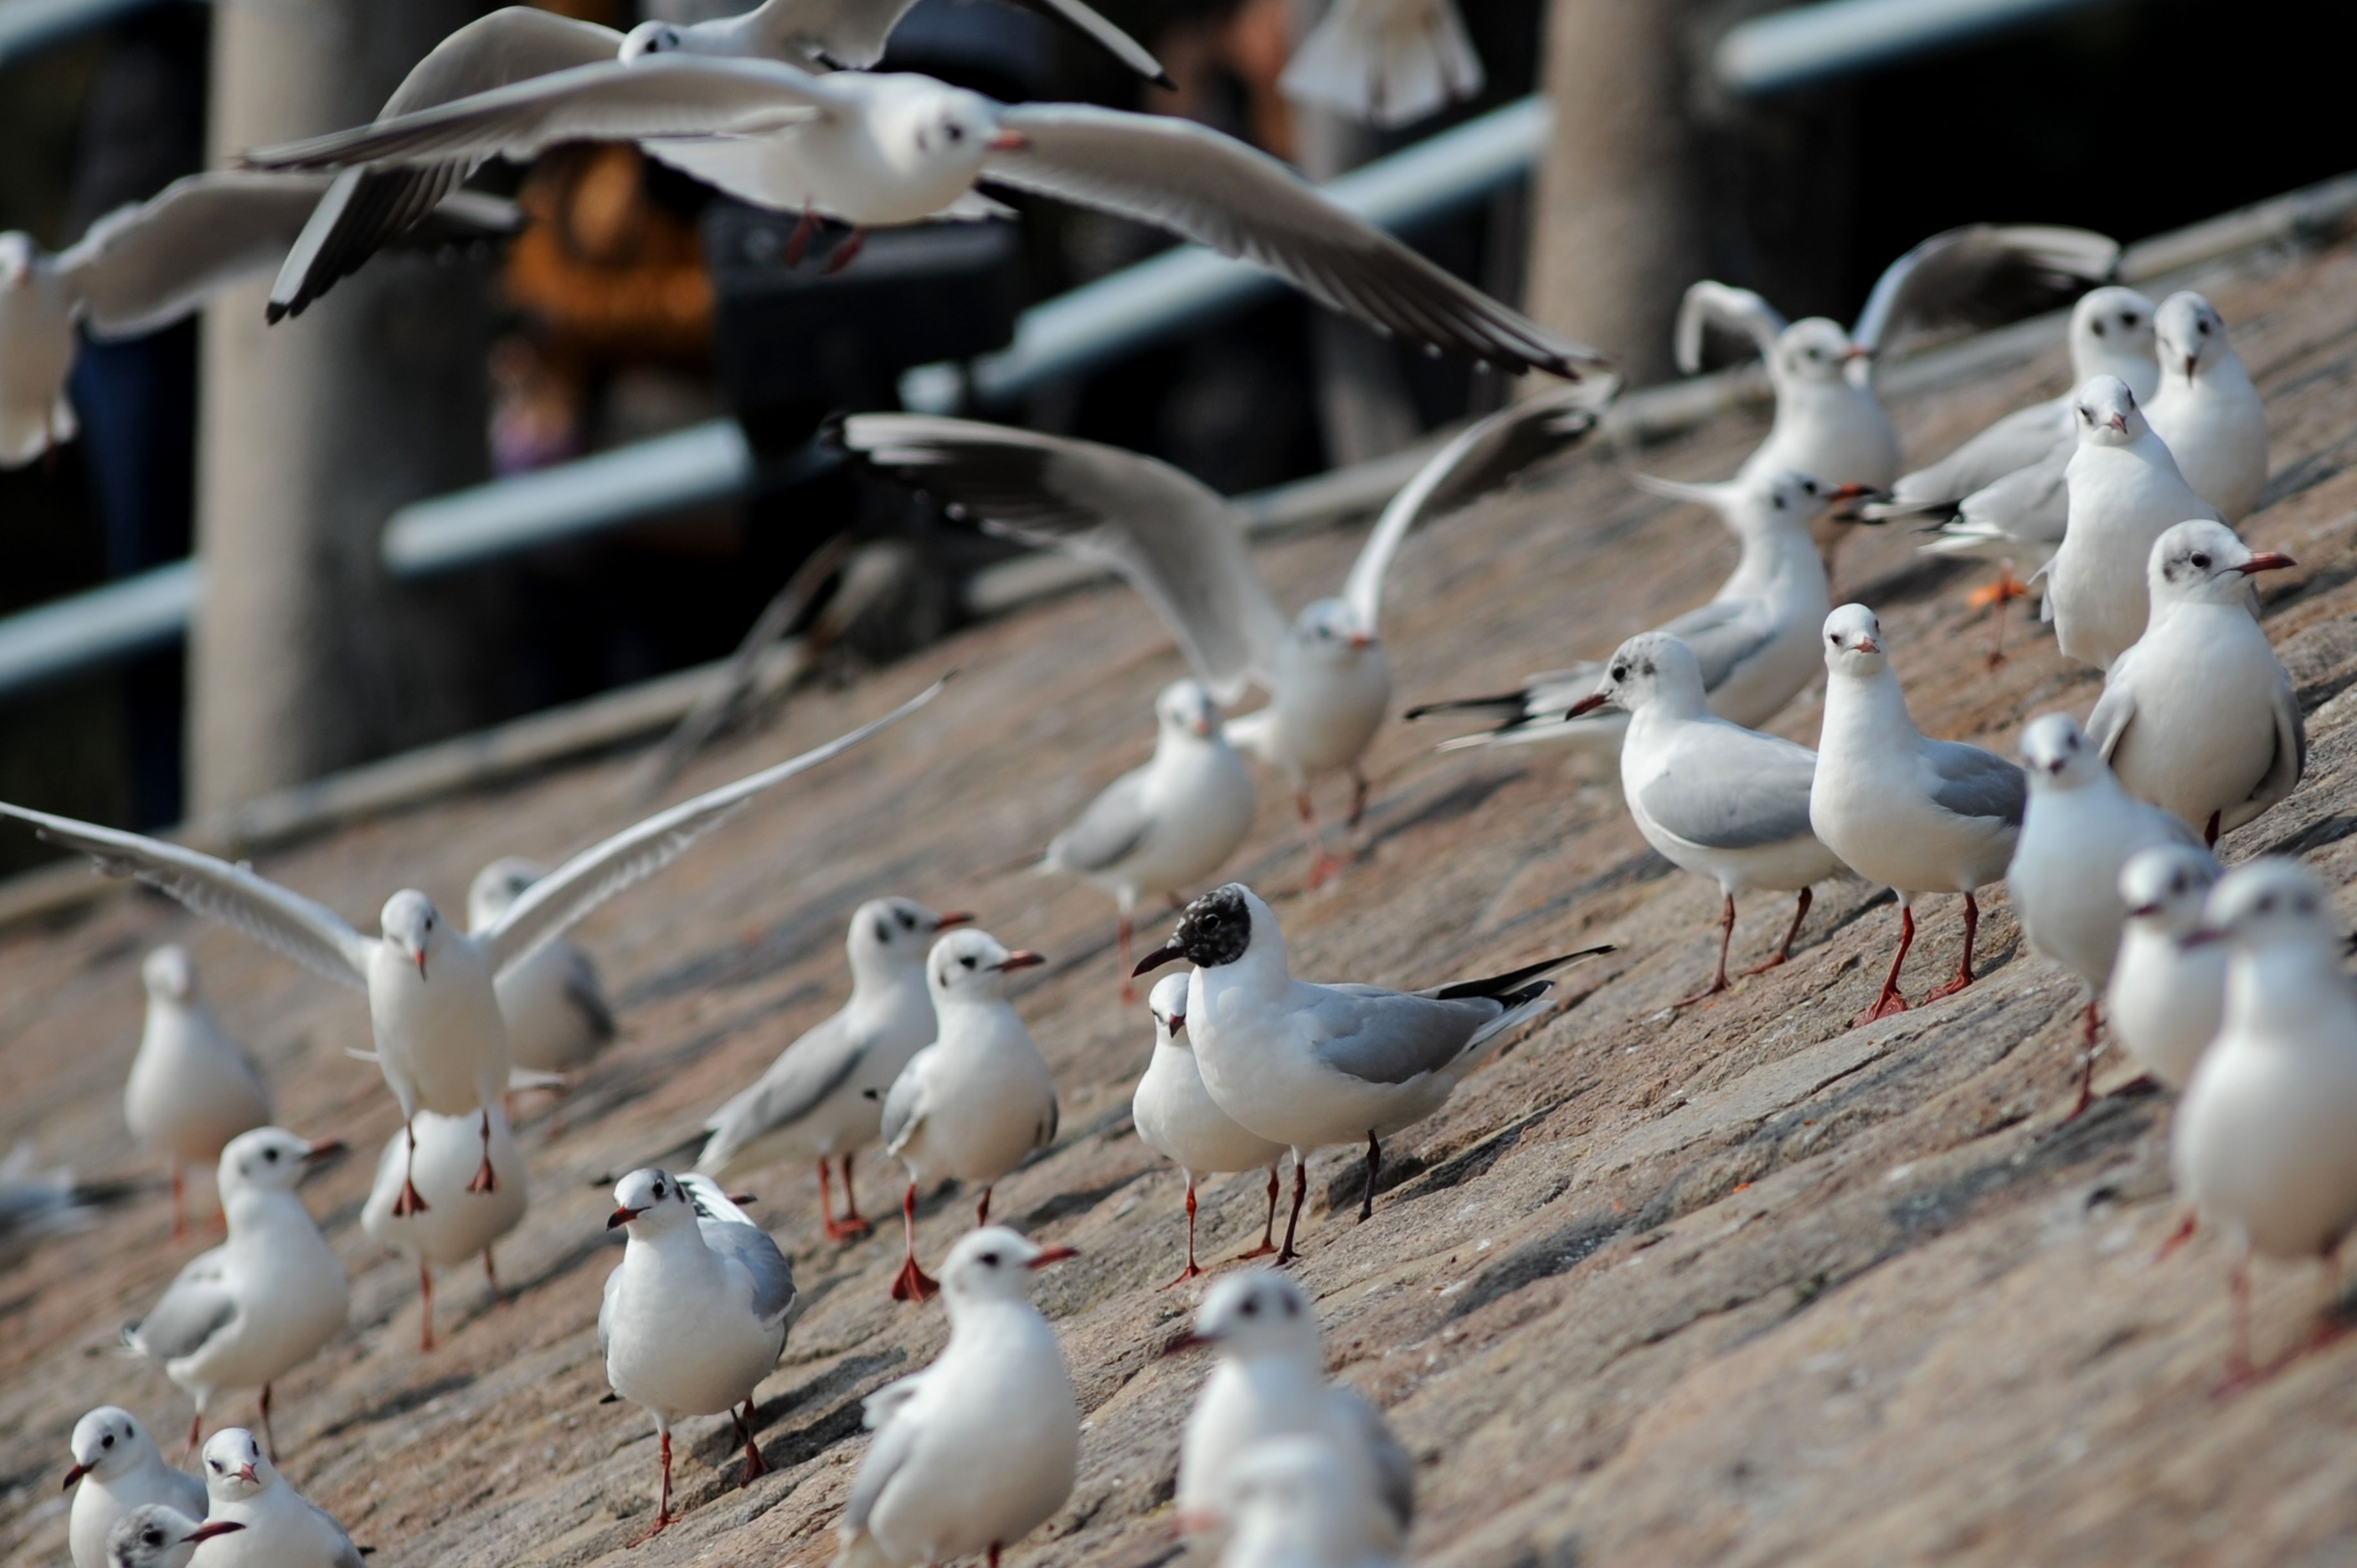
[482,676,943,977]
[699,1012,866,1168]
[2235,671,2306,830]
[1336,1388,1415,1533]
[1658,599,1778,694]
[2085,666,2135,760]
[1638,727,1818,850]
[843,1376,928,1534]
[1344,378,1617,634]
[879,1048,934,1154]
[1305,985,1501,1086]
[1045,764,1154,876]
[987,105,1607,380]
[1922,740,2027,828]
[0,803,372,989]
[130,1249,236,1362]
[1851,224,2119,356]
[57,173,334,338]
[680,1175,800,1330]
[841,414,1286,701]
[562,945,619,1042]
[745,0,1167,81]
[1887,396,2066,509]
[1674,281,1785,374]
[597,1265,620,1358]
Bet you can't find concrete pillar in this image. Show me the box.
[192,2,499,814]
[1524,0,1706,385]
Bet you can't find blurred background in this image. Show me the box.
[0,0,2346,871]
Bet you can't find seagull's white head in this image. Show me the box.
[871,76,1015,179]
[1147,971,1188,1046]
[927,927,1043,1003]
[106,1505,243,1568]
[1563,631,1705,722]
[141,944,195,1003]
[938,1225,1073,1304]
[1820,603,1887,678]
[2119,844,2217,935]
[1290,597,1375,666]
[0,232,34,290]
[1131,882,1269,979]
[1190,1270,1321,1362]
[66,1406,147,1486]
[850,896,972,982]
[2156,292,2229,382]
[1737,470,1874,537]
[1155,678,1223,741]
[219,1126,342,1198]
[2069,286,2157,379]
[608,1167,697,1235]
[2019,712,2104,791]
[1776,318,1864,385]
[616,19,684,61]
[2148,519,2293,607]
[198,1429,274,1503]
[2070,374,2145,448]
[379,889,447,979]
[2190,858,2334,955]
[1222,1437,1362,1556]
[466,856,542,930]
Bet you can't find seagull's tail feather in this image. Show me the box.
[832,1528,894,1568]
[1279,0,1484,130]
[1402,691,1529,724]
[1860,496,1961,526]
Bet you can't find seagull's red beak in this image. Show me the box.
[234,1463,259,1485]
[2183,354,2198,378]
[1165,1012,1185,1035]
[1026,1244,1078,1269]
[608,1205,645,1229]
[1562,692,1610,719]
[2127,903,2165,920]
[933,911,975,931]
[2235,551,2295,574]
[302,1138,346,1163]
[61,1463,87,1489]
[2107,413,2128,432]
[1853,636,1880,654]
[184,1521,247,1544]
[410,945,428,979]
[987,129,1028,152]
[1841,345,1873,362]
[1349,632,1372,650]
[1823,482,1875,502]
[1158,1329,1209,1357]
[994,950,1046,972]
[2179,927,2224,950]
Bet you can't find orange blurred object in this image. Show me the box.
[503,144,713,363]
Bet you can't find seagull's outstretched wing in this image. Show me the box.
[482,675,946,978]
[1344,378,1616,636]
[56,173,335,339]
[1674,282,1785,375]
[743,0,1169,82]
[0,804,372,989]
[985,105,1608,380]
[1280,0,1484,130]
[841,414,1287,703]
[1851,224,2119,358]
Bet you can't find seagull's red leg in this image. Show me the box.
[258,1384,276,1464]
[419,1261,436,1353]
[483,1246,503,1306]
[1118,915,1135,1006]
[2157,1210,2198,1262]
[467,1108,497,1194]
[2206,811,2222,849]
[1856,907,1915,1025]
[2065,1001,2100,1121]
[185,1411,201,1461]
[628,1431,674,1545]
[889,1182,938,1302]
[822,227,867,275]
[975,1186,991,1227]
[837,1153,871,1239]
[1347,765,1370,831]
[2216,1258,2257,1396]
[169,1158,185,1241]
[1160,1177,1205,1288]
[394,1120,429,1215]
[1275,1153,1308,1265]
[738,1397,769,1483]
[1232,1164,1281,1260]
[1297,791,1342,889]
[1744,887,1812,975]
[1922,894,1980,1002]
[1675,894,1736,1007]
[783,203,816,267]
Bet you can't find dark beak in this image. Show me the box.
[2179,927,2224,950]
[2183,354,2198,377]
[1841,345,1873,362]
[2235,552,2296,574]
[303,1138,346,1163]
[608,1205,644,1229]
[987,128,1028,152]
[1159,1329,1211,1358]
[1562,692,1612,719]
[1166,1013,1185,1035]
[933,911,975,930]
[994,950,1046,972]
[2128,903,2164,920]
[61,1463,87,1489]
[1026,1244,1079,1268]
[1132,942,1186,978]
[185,1521,247,1544]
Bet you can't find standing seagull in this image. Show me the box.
[0,679,940,1222]
[1810,606,2025,1025]
[2170,860,2357,1380]
[2046,375,2222,671]
[2004,714,2201,1115]
[1133,884,1608,1260]
[1279,0,1483,129]
[361,1104,528,1353]
[846,386,1611,879]
[104,1507,244,1568]
[833,1229,1079,1568]
[2143,292,2268,524]
[1220,1438,1401,1568]
[1045,680,1256,996]
[124,1129,347,1459]
[1405,471,1870,755]
[468,858,615,1079]
[64,1409,207,1568]
[193,1429,363,1568]
[601,1171,799,1543]
[698,899,971,1240]
[879,930,1061,1301]
[1561,632,1849,1003]
[126,946,271,1241]
[1133,974,1286,1285]
[2107,846,2225,1091]
[2086,520,2301,844]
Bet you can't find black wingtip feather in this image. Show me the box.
[1431,944,1614,1001]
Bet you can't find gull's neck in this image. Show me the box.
[1819,664,1918,758]
[1716,522,1823,605]
[2224,938,2356,1051]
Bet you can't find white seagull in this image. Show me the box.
[1279,0,1484,130]
[879,929,1060,1301]
[2106,845,2225,1092]
[2086,520,2301,845]
[1044,679,1256,996]
[601,1170,799,1543]
[0,678,940,1222]
[2003,713,2201,1115]
[1133,973,1286,1285]
[360,1103,529,1353]
[2144,292,2268,523]
[845,386,1612,878]
[697,898,971,1240]
[103,1506,244,1568]
[1176,1271,1412,1551]
[126,945,271,1241]
[64,1408,208,1568]
[123,1129,348,1459]
[833,1229,1079,1568]
[1133,883,1607,1260]
[1809,605,2025,1025]
[193,1428,363,1568]
[1219,1437,1402,1568]
[467,857,615,1079]
[1561,631,1849,1003]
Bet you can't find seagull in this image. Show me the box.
[845,386,1612,878]
[0,677,940,1221]
[2144,292,2268,524]
[2106,845,2225,1091]
[64,1409,207,1568]
[601,1170,798,1542]
[0,171,510,466]
[123,1128,348,1460]
[1133,973,1286,1286]
[242,62,1608,380]
[261,0,1168,320]
[833,1228,1079,1568]
[1045,679,1256,997]
[127,945,271,1241]
[1560,632,1849,1004]
[1175,1271,1411,1552]
[1132,883,1608,1260]
[2085,520,2302,845]
[2004,713,2202,1115]
[879,929,1060,1302]
[193,1428,363,1568]
[467,857,614,1079]
[103,1506,244,1568]
[0,1141,126,1272]
[1278,0,1483,130]
[2170,859,2357,1381]
[1404,470,1871,755]
[698,899,971,1241]
[1809,605,2025,1025]
[1218,1437,1401,1568]
[2046,374,2222,670]
[360,1103,529,1353]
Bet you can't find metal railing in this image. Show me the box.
[1713,0,2134,97]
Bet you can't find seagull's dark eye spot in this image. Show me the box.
[874,918,891,944]
[264,1148,279,1162]
[2090,321,2106,337]
[1773,495,1787,509]
[101,1434,114,1448]
[979,1250,1000,1266]
[898,911,917,929]
[1609,665,1626,683]
[2199,319,2211,335]
[960,954,977,969]
[209,1461,221,1472]
[1239,1297,1259,1316]
[652,1180,666,1200]
[143,1531,162,1547]
[2122,313,2139,328]
[1280,1294,1299,1317]
[947,122,965,142]
[2191,553,2211,569]
[2260,896,2276,913]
